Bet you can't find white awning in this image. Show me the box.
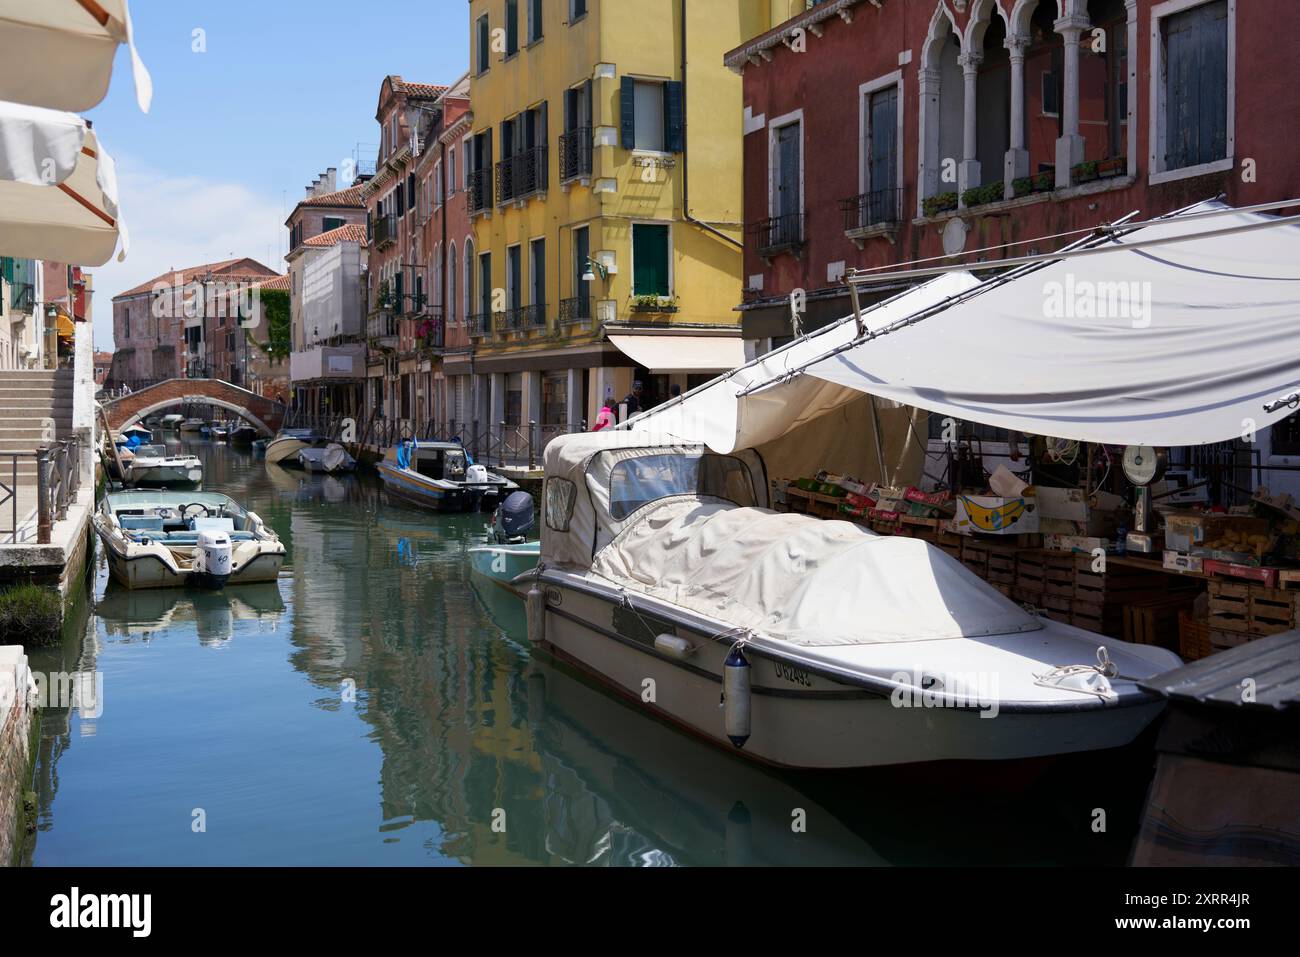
[625,273,979,452]
[0,109,127,266]
[0,0,152,112]
[608,333,746,373]
[803,205,1300,447]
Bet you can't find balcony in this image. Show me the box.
[749,210,804,260]
[495,307,524,335]
[403,313,445,352]
[840,187,903,246]
[367,314,398,350]
[374,212,397,249]
[496,145,548,205]
[467,169,493,214]
[522,303,548,331]
[468,312,491,338]
[559,128,592,183]
[559,296,591,327]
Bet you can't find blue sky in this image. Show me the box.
[88,0,469,349]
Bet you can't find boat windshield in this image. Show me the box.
[607,452,757,520]
[135,445,169,457]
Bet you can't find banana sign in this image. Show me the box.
[955,494,1039,534]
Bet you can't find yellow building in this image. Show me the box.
[454,0,770,442]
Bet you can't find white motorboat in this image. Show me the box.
[179,418,206,433]
[377,440,518,512]
[297,443,356,474]
[522,431,1181,770]
[93,490,285,590]
[124,444,203,488]
[160,414,184,429]
[265,429,329,467]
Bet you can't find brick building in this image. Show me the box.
[730,0,1288,344]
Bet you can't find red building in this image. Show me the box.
[730,0,1292,344]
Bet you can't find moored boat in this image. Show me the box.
[469,490,540,592]
[124,444,203,488]
[522,431,1181,770]
[160,414,184,429]
[229,424,258,445]
[179,418,206,433]
[265,429,329,467]
[93,490,285,590]
[297,443,356,474]
[377,440,518,513]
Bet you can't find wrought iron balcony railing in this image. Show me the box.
[522,304,548,330]
[840,187,904,233]
[468,312,491,338]
[496,145,548,204]
[559,128,592,182]
[559,296,591,325]
[468,169,493,213]
[374,212,397,248]
[495,307,525,334]
[749,210,804,257]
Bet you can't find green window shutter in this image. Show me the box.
[620,76,637,150]
[664,80,684,153]
[633,224,670,297]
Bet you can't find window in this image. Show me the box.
[1157,0,1230,175]
[505,0,519,56]
[449,243,458,323]
[395,185,404,218]
[407,173,416,211]
[478,252,492,317]
[631,223,670,297]
[859,77,900,224]
[322,216,345,233]
[507,245,522,313]
[1041,61,1061,117]
[573,225,590,315]
[530,238,546,311]
[771,118,802,221]
[569,0,587,21]
[606,452,757,520]
[476,14,491,74]
[619,77,684,153]
[447,150,457,194]
[527,0,543,43]
[545,478,576,531]
[434,161,443,206]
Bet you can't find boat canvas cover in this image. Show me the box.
[803,206,1300,447]
[592,497,1039,646]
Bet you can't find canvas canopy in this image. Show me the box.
[607,334,746,373]
[591,497,1039,646]
[0,0,152,112]
[0,105,127,265]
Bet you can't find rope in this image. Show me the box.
[1033,645,1143,699]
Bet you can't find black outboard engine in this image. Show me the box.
[492,491,536,544]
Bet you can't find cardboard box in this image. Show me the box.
[1163,550,1203,573]
[1035,487,1123,521]
[1163,513,1270,555]
[1043,533,1109,554]
[954,494,1039,535]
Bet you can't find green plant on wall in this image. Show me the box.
[249,288,290,363]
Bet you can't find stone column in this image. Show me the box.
[566,368,584,429]
[958,52,983,197]
[918,67,943,207]
[1004,35,1031,198]
[1055,13,1091,188]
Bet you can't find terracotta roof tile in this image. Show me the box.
[302,224,368,248]
[296,183,367,209]
[114,257,279,299]
[391,78,449,99]
[255,274,292,291]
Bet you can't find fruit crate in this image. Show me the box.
[1207,580,1296,636]
[1178,611,1212,661]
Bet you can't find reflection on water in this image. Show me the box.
[22,438,1151,865]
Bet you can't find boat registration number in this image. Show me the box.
[773,662,813,687]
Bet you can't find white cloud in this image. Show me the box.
[90,155,286,350]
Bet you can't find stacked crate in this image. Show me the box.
[1207,581,1297,652]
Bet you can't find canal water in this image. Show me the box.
[22,437,1157,865]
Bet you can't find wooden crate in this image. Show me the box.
[1043,555,1077,599]
[1123,595,1197,652]
[987,548,1017,585]
[1208,581,1297,637]
[961,539,990,578]
[1210,628,1255,654]
[1011,584,1044,605]
[1178,612,1212,661]
[1247,586,1296,635]
[1040,592,1073,614]
[1014,551,1048,593]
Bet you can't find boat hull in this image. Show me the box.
[126,465,203,489]
[265,438,310,466]
[377,462,477,512]
[469,542,540,592]
[100,535,284,590]
[533,573,1168,770]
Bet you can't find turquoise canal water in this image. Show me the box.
[23,438,1157,865]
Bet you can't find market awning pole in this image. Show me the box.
[849,281,864,338]
[869,395,887,483]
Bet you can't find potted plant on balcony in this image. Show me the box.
[923,191,958,218]
[1097,156,1127,179]
[961,182,1005,209]
[1071,159,1100,183]
[377,280,393,309]
[631,294,678,314]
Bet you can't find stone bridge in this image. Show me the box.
[101,379,286,435]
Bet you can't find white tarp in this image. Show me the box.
[0,0,152,112]
[625,273,979,453]
[607,334,746,373]
[805,207,1300,447]
[0,115,127,265]
[592,497,1038,646]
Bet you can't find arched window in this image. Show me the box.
[449,242,458,325]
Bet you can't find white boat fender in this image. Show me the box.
[721,640,752,748]
[654,634,694,658]
[526,571,546,645]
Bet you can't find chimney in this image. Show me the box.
[325,168,337,193]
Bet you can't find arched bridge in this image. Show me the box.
[101,379,286,435]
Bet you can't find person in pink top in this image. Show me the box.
[592,404,615,431]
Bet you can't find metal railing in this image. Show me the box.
[522,303,548,330]
[496,145,548,204]
[559,296,591,325]
[750,210,804,256]
[0,437,84,544]
[495,307,524,335]
[468,168,493,213]
[840,187,903,233]
[467,312,491,338]
[367,314,399,341]
[559,127,592,181]
[374,212,397,248]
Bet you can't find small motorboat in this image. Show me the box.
[210,422,229,441]
[94,490,285,590]
[119,423,153,446]
[124,444,203,488]
[297,443,356,474]
[179,418,206,433]
[377,440,518,513]
[265,429,329,467]
[524,430,1182,770]
[229,424,258,446]
[469,490,540,592]
[161,414,185,429]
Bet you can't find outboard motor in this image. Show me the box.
[492,491,536,544]
[465,463,489,484]
[193,530,233,589]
